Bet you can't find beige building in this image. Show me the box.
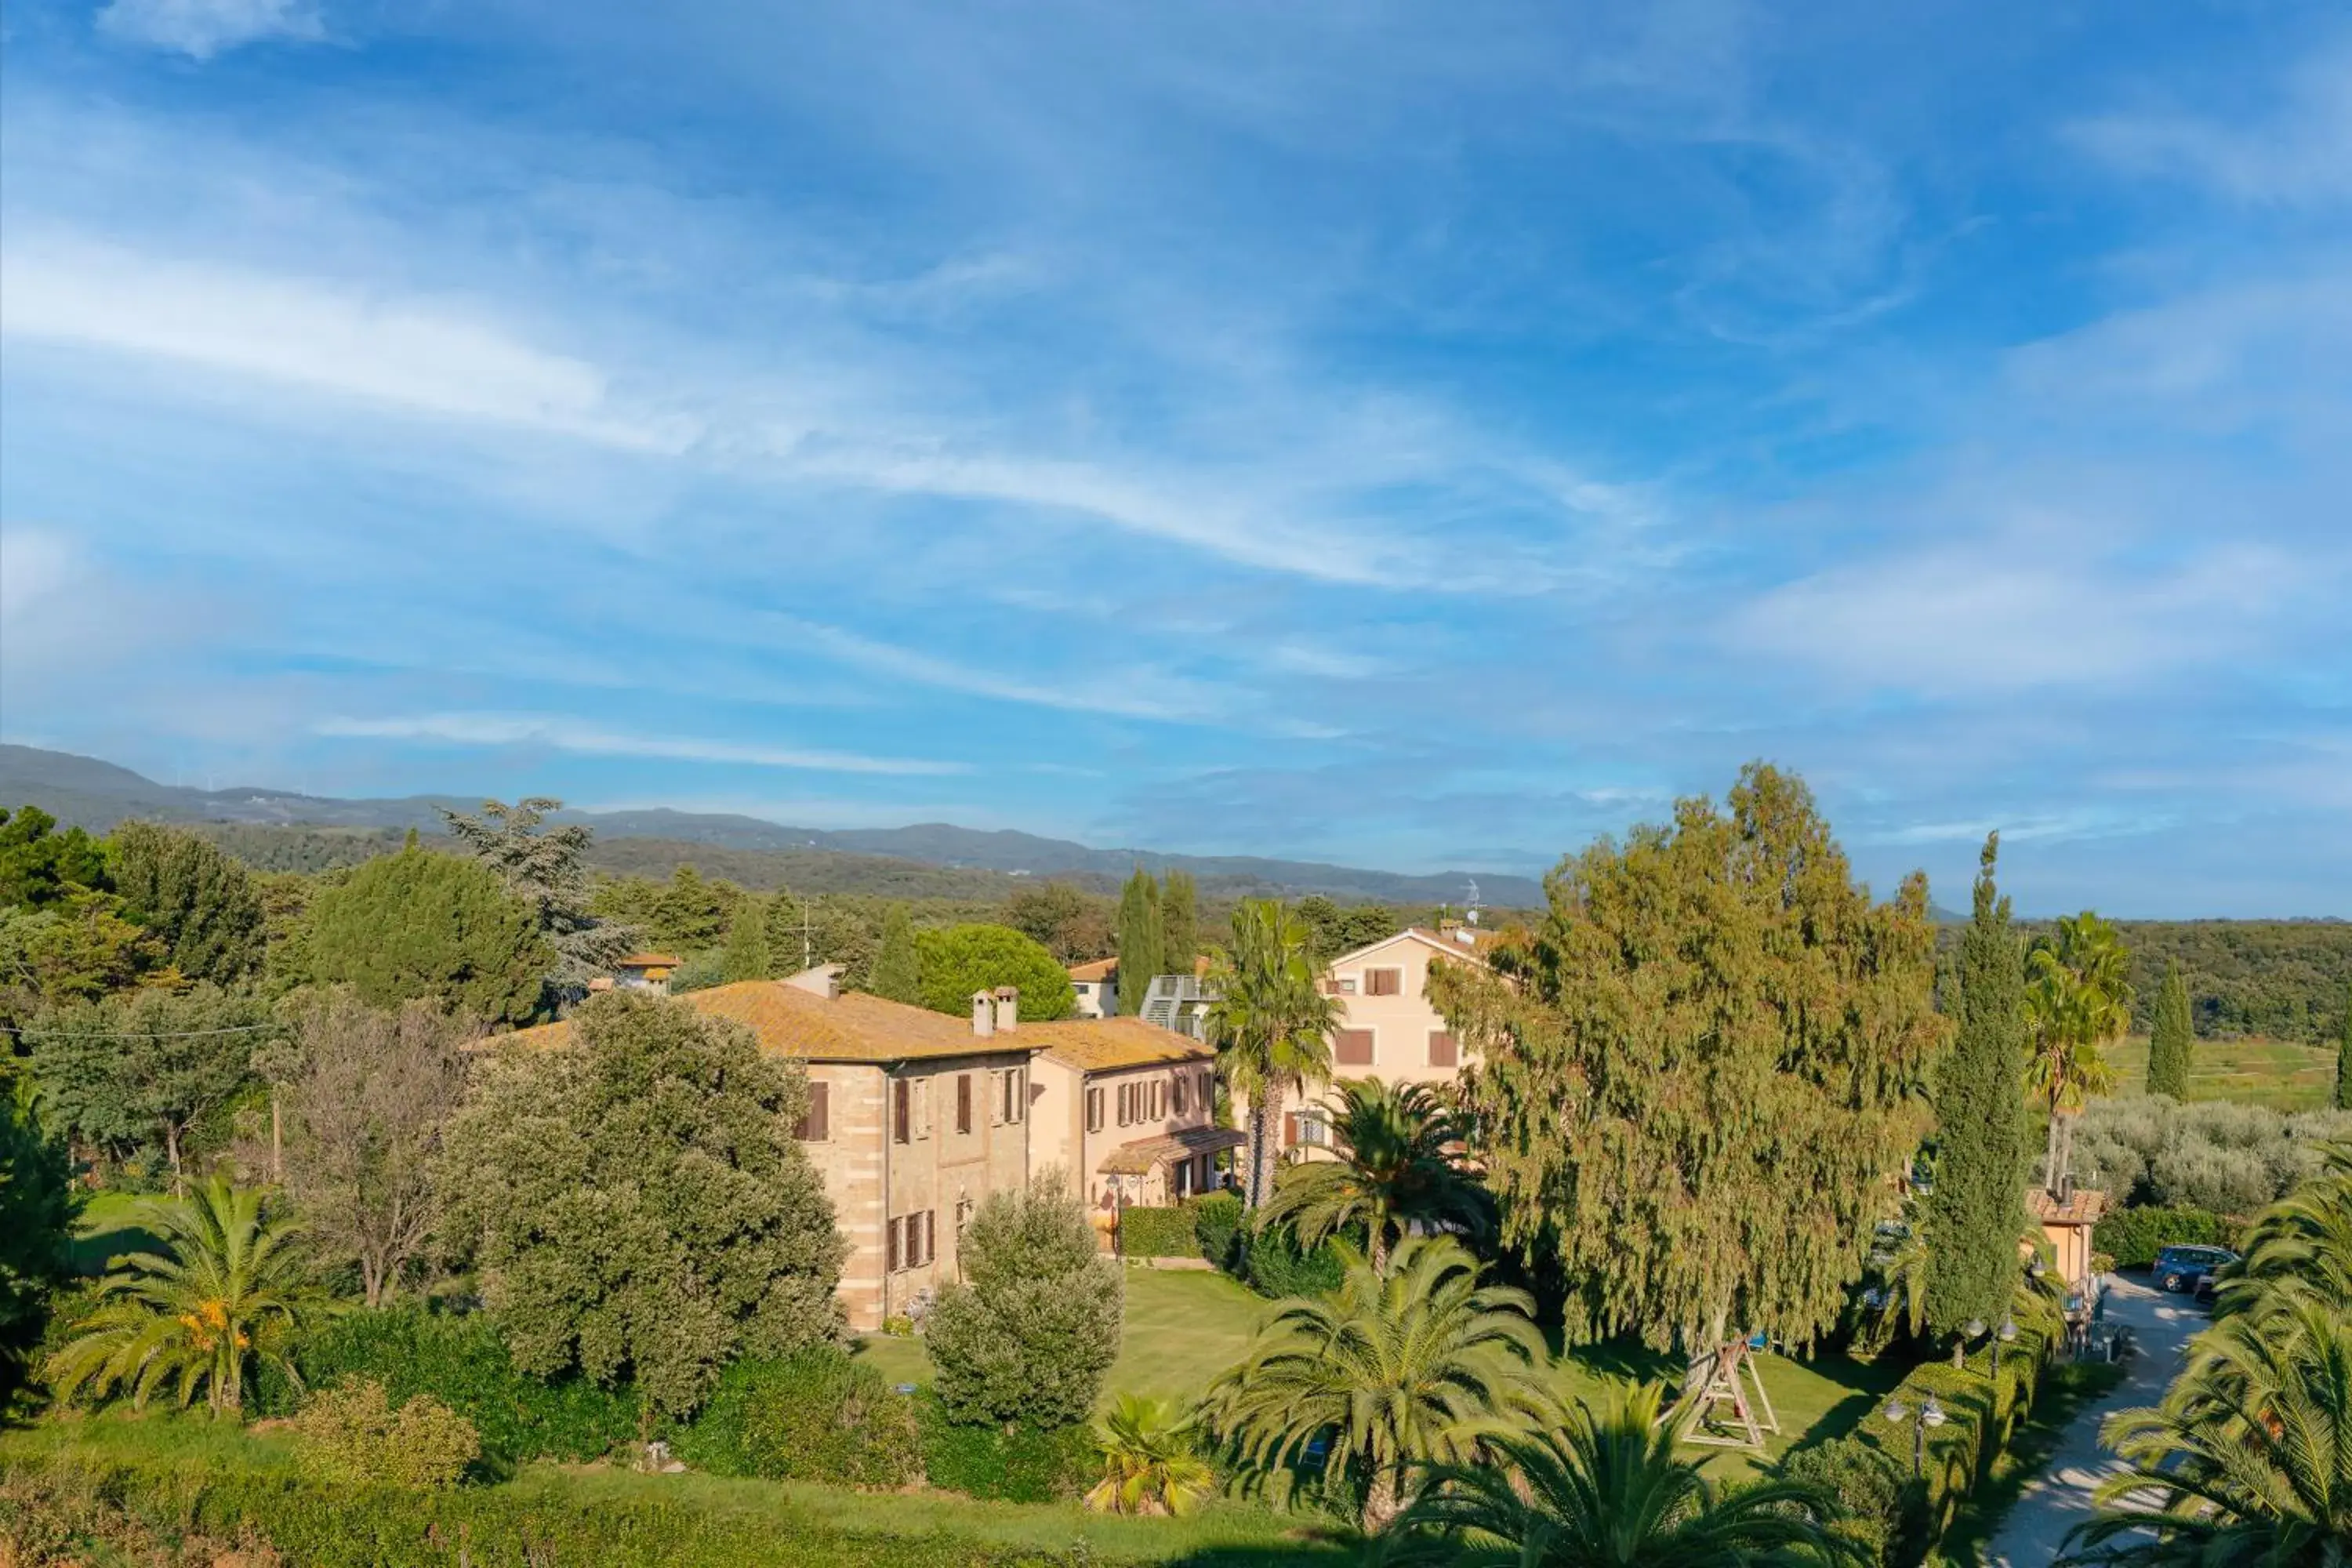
[512,966,1225,1329]
[1263,926,1495,1152]
[1067,957,1119,1019]
[1029,1022,1236,1218]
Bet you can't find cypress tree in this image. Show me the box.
[2147,960,2194,1099]
[1114,868,1163,1017]
[1922,833,2032,1340]
[1160,869,1199,972]
[2337,984,2351,1112]
[869,904,923,1005]
[720,896,772,982]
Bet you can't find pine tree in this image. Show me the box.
[2337,984,2351,1112]
[720,896,772,982]
[1921,833,2032,1341]
[2148,960,2194,1099]
[1160,869,1198,973]
[1115,869,1163,1017]
[868,904,923,1005]
[106,821,266,984]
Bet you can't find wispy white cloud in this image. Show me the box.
[2068,38,2352,207]
[1732,535,2297,696]
[0,235,695,452]
[96,0,322,60]
[773,617,1236,722]
[315,713,968,776]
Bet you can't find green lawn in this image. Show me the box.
[859,1265,1900,1479]
[66,1189,164,1276]
[2105,1033,2338,1110]
[855,1265,1273,1407]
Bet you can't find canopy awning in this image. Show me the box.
[1099,1124,1247,1177]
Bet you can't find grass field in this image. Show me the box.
[0,1410,1345,1564]
[858,1265,1908,1480]
[2104,1033,2339,1110]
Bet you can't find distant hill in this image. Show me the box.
[0,743,1546,908]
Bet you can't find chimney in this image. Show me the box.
[785,964,844,1000]
[993,986,1019,1032]
[971,991,996,1037]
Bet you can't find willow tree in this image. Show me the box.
[1428,765,1944,1412]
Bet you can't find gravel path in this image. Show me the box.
[1980,1276,2205,1567]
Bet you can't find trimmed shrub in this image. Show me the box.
[2092,1205,2234,1271]
[1116,1205,1195,1258]
[1240,1222,1346,1299]
[1779,1436,1919,1568]
[1192,1192,1243,1272]
[278,1307,638,1469]
[913,1392,1096,1504]
[292,1378,479,1490]
[670,1348,920,1488]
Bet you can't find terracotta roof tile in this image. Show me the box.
[1029,1018,1213,1073]
[506,981,1033,1064]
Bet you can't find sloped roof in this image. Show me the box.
[1032,1018,1213,1073]
[506,982,1034,1065]
[2026,1187,2111,1226]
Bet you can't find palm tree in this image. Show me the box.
[1378,1382,1859,1566]
[45,1175,321,1418]
[1086,1394,1219,1517]
[1205,899,1341,1208]
[1206,1234,1546,1534]
[2061,1299,2350,1567]
[2025,912,2132,1188]
[1258,1078,1492,1273]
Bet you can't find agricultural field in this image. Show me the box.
[2103,1033,2339,1110]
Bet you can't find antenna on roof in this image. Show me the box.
[1464,879,1482,927]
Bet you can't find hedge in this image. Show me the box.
[1192,1192,1244,1271]
[0,1453,1073,1567]
[262,1307,640,1470]
[1835,1320,2059,1555]
[913,1393,1096,1504]
[668,1348,920,1489]
[1116,1205,1196,1258]
[2092,1205,2234,1271]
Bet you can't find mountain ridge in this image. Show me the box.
[0,743,1546,908]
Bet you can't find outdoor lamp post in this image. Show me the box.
[1883,1395,1947,1478]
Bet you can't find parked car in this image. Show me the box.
[2153,1243,2238,1294]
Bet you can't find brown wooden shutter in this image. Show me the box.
[1335,1029,1374,1065]
[1428,1030,1458,1068]
[956,1074,973,1134]
[796,1081,830,1141]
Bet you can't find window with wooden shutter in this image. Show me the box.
[1365,967,1403,997]
[1334,1029,1374,1065]
[956,1074,972,1134]
[1428,1030,1458,1068]
[892,1080,910,1144]
[794,1081,830,1141]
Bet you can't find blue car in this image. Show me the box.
[2153,1243,2237,1295]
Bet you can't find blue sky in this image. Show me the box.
[2,1,2347,916]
